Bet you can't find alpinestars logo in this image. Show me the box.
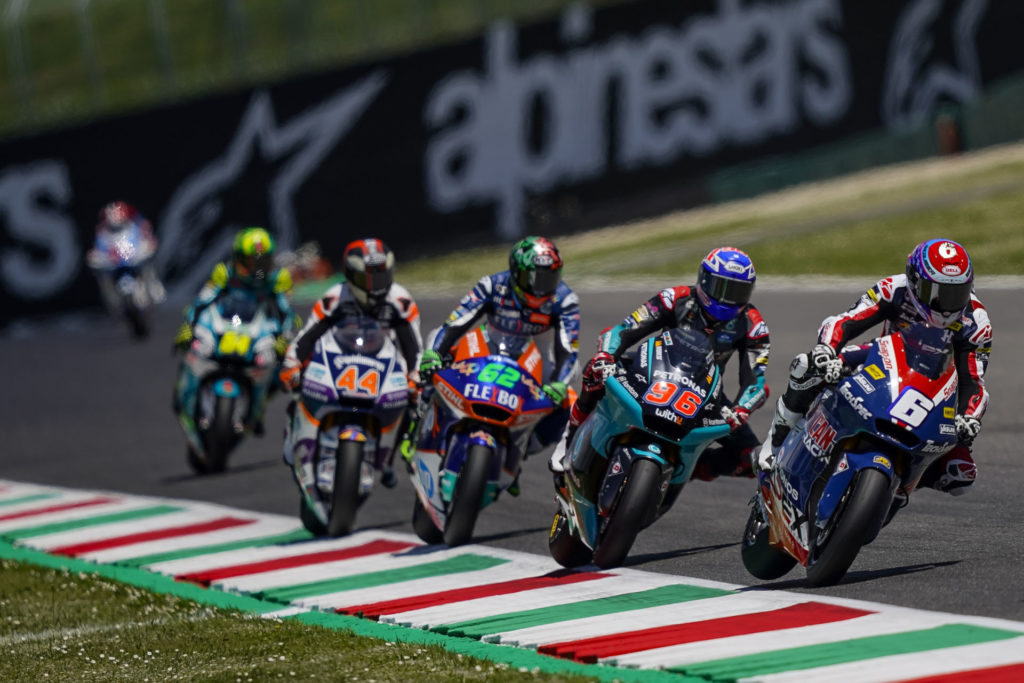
[157,72,388,294]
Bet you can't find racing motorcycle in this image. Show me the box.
[406,324,559,547]
[741,323,959,586]
[174,289,283,474]
[549,327,731,569]
[87,228,163,339]
[284,314,410,537]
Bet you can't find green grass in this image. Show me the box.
[390,145,1024,293]
[0,0,623,138]
[0,559,596,682]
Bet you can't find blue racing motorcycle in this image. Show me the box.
[742,323,959,586]
[549,327,731,569]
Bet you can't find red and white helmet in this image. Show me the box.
[100,201,136,232]
[344,238,395,309]
[905,239,973,328]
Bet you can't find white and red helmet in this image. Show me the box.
[905,239,973,328]
[344,238,395,308]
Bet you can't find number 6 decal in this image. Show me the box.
[889,388,934,427]
[642,381,703,417]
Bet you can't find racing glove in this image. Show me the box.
[173,322,193,351]
[721,405,751,431]
[419,349,443,381]
[542,381,568,406]
[582,351,616,390]
[955,415,982,448]
[811,343,843,384]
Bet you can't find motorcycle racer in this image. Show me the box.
[280,238,423,486]
[550,246,770,483]
[86,201,165,318]
[174,227,299,434]
[758,238,991,497]
[417,236,581,495]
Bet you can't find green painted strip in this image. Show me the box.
[115,528,314,568]
[0,540,691,683]
[0,492,59,508]
[436,583,734,639]
[673,623,1022,679]
[1,505,183,540]
[256,554,510,604]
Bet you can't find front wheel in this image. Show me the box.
[205,396,236,473]
[412,499,443,544]
[592,458,661,569]
[548,510,592,568]
[806,468,891,587]
[326,440,364,536]
[443,444,492,547]
[740,502,797,580]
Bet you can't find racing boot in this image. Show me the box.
[508,469,522,497]
[756,397,802,472]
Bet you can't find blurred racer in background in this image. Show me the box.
[416,235,581,496]
[174,227,299,433]
[280,238,422,487]
[758,238,991,499]
[551,246,771,486]
[86,201,165,320]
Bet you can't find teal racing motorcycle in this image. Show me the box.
[549,327,731,569]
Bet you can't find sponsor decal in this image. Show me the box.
[749,320,768,339]
[611,461,622,475]
[655,407,683,424]
[940,423,956,435]
[839,382,873,420]
[944,406,955,418]
[617,376,639,398]
[802,411,837,460]
[654,343,663,361]
[853,374,875,393]
[834,454,849,474]
[921,439,954,454]
[649,444,661,454]
[464,383,492,401]
[872,455,891,469]
[783,475,800,503]
[865,364,886,380]
[639,343,649,368]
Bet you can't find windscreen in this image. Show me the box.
[217,290,259,323]
[331,317,386,355]
[901,323,954,380]
[485,323,532,359]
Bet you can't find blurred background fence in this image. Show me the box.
[0,0,621,138]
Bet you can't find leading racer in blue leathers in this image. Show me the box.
[550,246,770,484]
[417,236,581,495]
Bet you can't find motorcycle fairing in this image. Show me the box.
[765,330,958,565]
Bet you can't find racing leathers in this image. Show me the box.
[429,270,581,450]
[763,274,992,495]
[557,285,771,481]
[280,281,423,390]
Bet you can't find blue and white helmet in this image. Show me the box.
[696,247,756,322]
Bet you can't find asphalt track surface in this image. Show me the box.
[2,285,1021,623]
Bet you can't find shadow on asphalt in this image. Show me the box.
[159,457,282,484]
[738,559,962,591]
[624,542,738,567]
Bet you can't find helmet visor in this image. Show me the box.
[238,253,272,281]
[516,266,561,298]
[698,269,753,306]
[913,278,972,314]
[349,265,394,298]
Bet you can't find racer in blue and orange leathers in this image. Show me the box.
[280,238,422,486]
[418,236,580,488]
[551,246,770,483]
[759,239,991,496]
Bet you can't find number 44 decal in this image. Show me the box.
[336,366,380,395]
[889,387,934,427]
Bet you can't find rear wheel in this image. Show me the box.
[205,396,236,473]
[806,468,891,586]
[548,510,592,568]
[412,499,443,544]
[326,440,364,536]
[592,458,660,569]
[443,444,492,547]
[740,503,797,580]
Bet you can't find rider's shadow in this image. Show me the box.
[738,559,961,591]
[622,542,738,567]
